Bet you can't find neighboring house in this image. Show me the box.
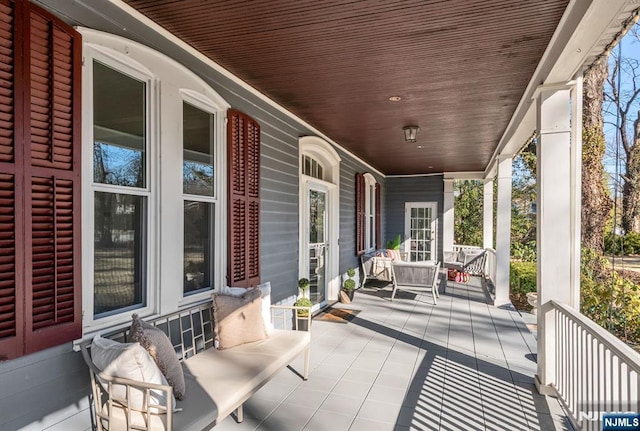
[0,0,635,429]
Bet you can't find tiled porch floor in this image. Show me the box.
[214,276,572,431]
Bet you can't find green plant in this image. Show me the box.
[347,267,356,278]
[293,297,312,316]
[343,278,356,291]
[509,261,536,309]
[297,278,310,295]
[386,234,402,250]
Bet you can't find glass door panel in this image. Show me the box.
[308,189,327,305]
[405,203,437,262]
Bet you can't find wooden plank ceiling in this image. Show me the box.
[124,0,570,175]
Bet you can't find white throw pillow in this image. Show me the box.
[91,334,175,414]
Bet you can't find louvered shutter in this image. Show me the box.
[227,109,260,288]
[24,2,81,354]
[355,172,365,256]
[0,0,81,359]
[0,0,21,360]
[375,182,381,250]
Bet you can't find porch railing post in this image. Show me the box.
[494,156,512,307]
[535,82,574,395]
[483,177,494,250]
[443,178,455,254]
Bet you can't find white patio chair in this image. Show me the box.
[390,260,441,304]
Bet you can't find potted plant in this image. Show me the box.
[340,268,357,302]
[293,278,312,331]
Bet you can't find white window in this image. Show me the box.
[364,173,377,251]
[81,29,228,331]
[182,100,216,295]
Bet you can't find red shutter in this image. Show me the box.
[0,0,21,360]
[24,2,81,354]
[227,109,260,288]
[0,0,81,359]
[355,172,365,256]
[375,182,381,250]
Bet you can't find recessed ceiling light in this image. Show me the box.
[389,96,402,102]
[428,165,433,168]
[417,145,425,149]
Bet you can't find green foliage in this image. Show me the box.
[346,267,356,278]
[509,261,537,296]
[293,297,312,316]
[581,247,640,345]
[454,180,483,247]
[386,234,402,250]
[343,278,356,291]
[297,278,310,293]
[604,232,640,255]
[510,148,536,258]
[511,241,537,262]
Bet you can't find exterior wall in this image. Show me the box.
[339,154,385,274]
[385,175,445,263]
[0,2,387,430]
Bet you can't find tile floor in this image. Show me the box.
[213,276,572,431]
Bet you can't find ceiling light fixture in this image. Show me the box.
[389,96,402,102]
[403,125,419,143]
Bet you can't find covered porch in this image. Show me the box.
[213,277,570,431]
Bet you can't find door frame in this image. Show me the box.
[298,137,341,306]
[403,202,438,262]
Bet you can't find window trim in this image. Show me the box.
[82,46,158,330]
[180,90,222,298]
[80,29,230,333]
[363,173,377,252]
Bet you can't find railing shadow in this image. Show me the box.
[347,312,564,431]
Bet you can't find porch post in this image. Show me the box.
[494,156,512,307]
[535,83,573,394]
[483,178,494,250]
[443,179,455,253]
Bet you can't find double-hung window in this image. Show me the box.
[91,60,151,318]
[82,29,228,330]
[183,100,216,295]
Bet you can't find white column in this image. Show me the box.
[494,157,512,307]
[570,77,583,309]
[535,84,573,395]
[483,178,494,250]
[443,179,455,252]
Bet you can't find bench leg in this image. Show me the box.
[235,405,244,423]
[303,347,310,380]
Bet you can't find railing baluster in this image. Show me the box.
[546,301,640,430]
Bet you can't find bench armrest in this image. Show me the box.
[270,304,312,333]
[79,340,174,431]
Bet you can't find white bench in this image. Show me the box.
[79,302,311,431]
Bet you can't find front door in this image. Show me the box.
[404,202,438,262]
[307,186,328,306]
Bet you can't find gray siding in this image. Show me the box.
[338,152,385,275]
[0,2,391,430]
[0,344,90,431]
[385,176,445,263]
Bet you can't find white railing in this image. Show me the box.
[550,300,640,430]
[452,244,482,254]
[485,248,496,285]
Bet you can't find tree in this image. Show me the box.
[454,180,483,247]
[511,144,537,261]
[583,56,614,252]
[604,34,640,233]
